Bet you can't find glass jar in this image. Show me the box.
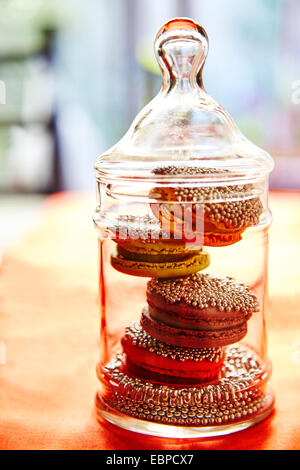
[93,18,274,438]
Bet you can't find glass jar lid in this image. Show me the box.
[95,18,273,184]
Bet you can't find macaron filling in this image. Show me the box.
[116,245,201,263]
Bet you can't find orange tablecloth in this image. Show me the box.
[0,190,300,450]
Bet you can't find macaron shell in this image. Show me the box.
[148,304,251,331]
[147,291,253,331]
[116,237,204,256]
[203,231,243,247]
[126,359,222,385]
[146,273,259,323]
[141,307,248,348]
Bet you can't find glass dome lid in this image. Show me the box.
[95,18,274,183]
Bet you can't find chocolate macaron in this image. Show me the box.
[142,273,259,348]
[122,323,224,384]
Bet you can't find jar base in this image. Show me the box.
[95,388,274,438]
[96,345,274,438]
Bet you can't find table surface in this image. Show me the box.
[0,190,300,450]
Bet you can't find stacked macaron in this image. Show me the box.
[107,172,260,389]
[118,272,259,385]
[121,322,225,384]
[121,323,225,384]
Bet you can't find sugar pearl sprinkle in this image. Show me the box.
[152,166,263,229]
[153,166,223,177]
[101,346,269,426]
[148,273,259,314]
[126,323,223,362]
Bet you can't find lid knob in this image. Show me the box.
[154,18,209,90]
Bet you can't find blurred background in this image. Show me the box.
[1,0,300,247]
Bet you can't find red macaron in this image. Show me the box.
[121,323,225,385]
